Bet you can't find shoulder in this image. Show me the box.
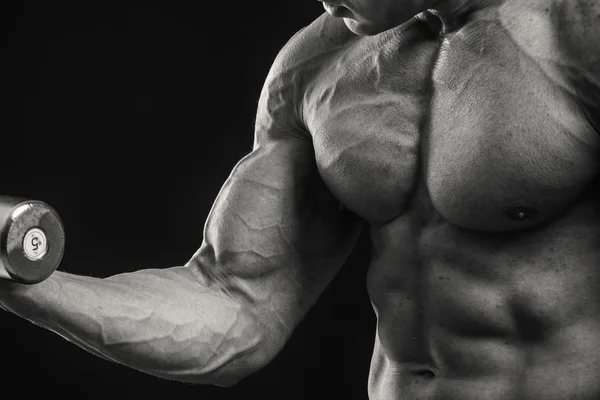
[261,13,357,96]
[257,12,442,137]
[551,0,600,131]
[495,0,600,131]
[552,0,600,41]
[256,13,358,136]
[279,13,357,60]
[265,10,442,93]
[513,0,600,68]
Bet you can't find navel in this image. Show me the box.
[504,205,538,221]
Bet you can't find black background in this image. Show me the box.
[1,2,374,398]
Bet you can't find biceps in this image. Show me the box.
[189,139,362,327]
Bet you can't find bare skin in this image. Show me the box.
[307,1,600,398]
[1,0,599,398]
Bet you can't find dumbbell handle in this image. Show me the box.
[0,196,65,284]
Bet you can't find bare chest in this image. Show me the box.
[305,17,440,223]
[306,11,599,229]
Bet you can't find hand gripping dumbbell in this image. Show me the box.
[0,196,65,284]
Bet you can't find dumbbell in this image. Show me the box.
[0,196,65,284]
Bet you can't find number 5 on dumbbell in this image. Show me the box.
[0,196,65,284]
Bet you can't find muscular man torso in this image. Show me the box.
[283,1,600,399]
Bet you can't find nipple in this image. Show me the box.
[504,205,538,221]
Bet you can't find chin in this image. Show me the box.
[343,18,401,36]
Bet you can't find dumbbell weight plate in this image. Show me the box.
[0,197,65,284]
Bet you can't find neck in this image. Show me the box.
[430,0,502,30]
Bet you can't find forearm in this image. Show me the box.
[0,265,263,385]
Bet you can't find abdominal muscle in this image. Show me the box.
[366,193,600,400]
